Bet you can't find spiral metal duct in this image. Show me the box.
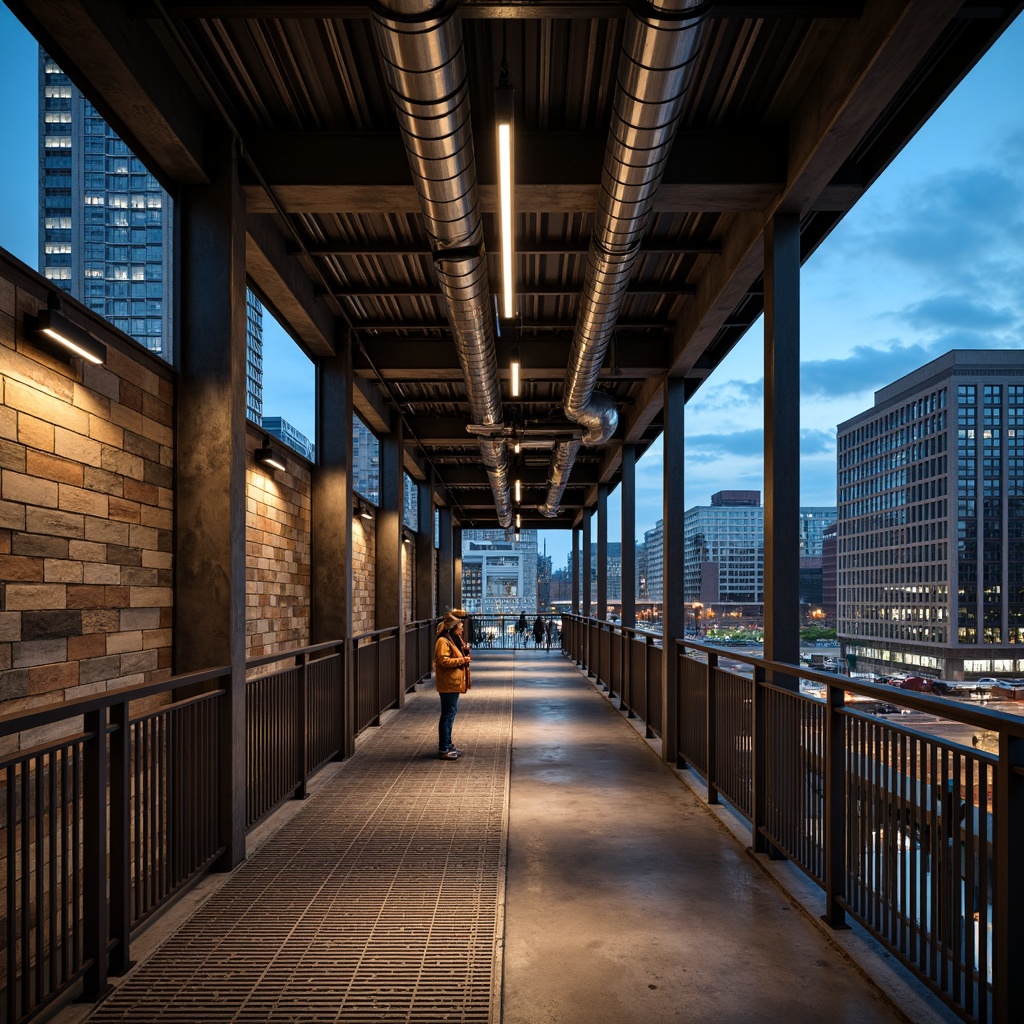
[371,0,511,527]
[541,0,710,517]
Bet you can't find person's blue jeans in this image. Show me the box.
[438,692,460,751]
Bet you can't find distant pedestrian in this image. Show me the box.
[533,615,545,646]
[434,613,471,760]
[516,610,528,646]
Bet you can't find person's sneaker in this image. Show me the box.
[447,746,463,756]
[438,749,459,760]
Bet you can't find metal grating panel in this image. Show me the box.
[89,667,513,1023]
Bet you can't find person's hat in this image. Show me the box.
[437,612,460,635]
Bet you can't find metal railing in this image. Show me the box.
[562,613,1024,1024]
[0,666,228,1024]
[0,621,437,1024]
[466,614,560,651]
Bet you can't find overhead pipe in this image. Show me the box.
[371,0,512,527]
[541,0,710,517]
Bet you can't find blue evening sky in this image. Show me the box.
[2,5,1022,571]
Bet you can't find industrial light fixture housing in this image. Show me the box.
[254,436,287,472]
[35,305,106,365]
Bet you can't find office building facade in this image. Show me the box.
[461,530,539,615]
[837,350,1024,680]
[39,52,263,415]
[683,492,764,613]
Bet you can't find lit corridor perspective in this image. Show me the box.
[55,650,956,1024]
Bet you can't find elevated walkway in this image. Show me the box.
[56,652,955,1023]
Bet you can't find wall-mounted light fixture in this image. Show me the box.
[35,301,106,365]
[496,46,515,320]
[360,501,374,520]
[403,529,413,546]
[254,435,287,471]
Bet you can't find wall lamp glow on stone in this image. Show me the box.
[255,436,287,472]
[35,306,106,364]
[358,500,374,521]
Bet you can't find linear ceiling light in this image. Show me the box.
[36,305,106,364]
[510,345,520,397]
[255,436,287,472]
[515,478,521,503]
[496,55,515,320]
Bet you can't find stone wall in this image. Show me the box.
[245,427,311,659]
[352,514,375,636]
[0,253,174,731]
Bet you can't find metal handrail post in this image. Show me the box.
[751,664,768,855]
[108,701,133,975]
[823,685,847,927]
[81,708,110,999]
[706,651,719,805]
[296,652,309,799]
[994,734,1024,1022]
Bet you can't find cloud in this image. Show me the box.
[899,294,1016,331]
[800,342,937,397]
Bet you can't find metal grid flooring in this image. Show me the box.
[89,663,513,1024]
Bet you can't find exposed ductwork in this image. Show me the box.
[541,0,710,517]
[371,0,512,527]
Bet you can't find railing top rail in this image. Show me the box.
[352,625,400,643]
[246,639,345,671]
[561,612,661,639]
[0,663,231,738]
[680,635,1024,735]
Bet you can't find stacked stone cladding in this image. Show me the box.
[0,254,174,741]
[352,515,375,636]
[245,427,311,659]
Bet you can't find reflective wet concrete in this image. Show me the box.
[500,651,955,1024]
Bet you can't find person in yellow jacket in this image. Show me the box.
[434,612,471,760]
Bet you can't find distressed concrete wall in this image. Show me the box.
[0,253,174,729]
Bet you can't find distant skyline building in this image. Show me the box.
[461,530,539,615]
[644,521,664,603]
[38,51,263,410]
[353,417,380,503]
[262,416,314,461]
[837,350,1024,680]
[684,491,764,613]
[39,52,173,357]
[822,522,837,621]
[799,507,836,556]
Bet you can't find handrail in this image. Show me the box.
[0,662,231,737]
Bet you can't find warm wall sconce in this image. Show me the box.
[496,46,515,320]
[359,501,374,520]
[35,302,106,364]
[254,435,287,471]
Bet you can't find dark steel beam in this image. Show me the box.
[242,129,785,214]
[334,282,695,299]
[157,1,863,20]
[299,238,722,258]
[353,337,670,380]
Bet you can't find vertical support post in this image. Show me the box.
[176,133,247,869]
[994,732,1024,1023]
[621,444,636,629]
[582,509,592,618]
[597,483,608,622]
[823,684,847,927]
[416,478,434,625]
[662,375,685,763]
[108,701,131,975]
[764,212,801,689]
[571,526,580,615]
[377,412,405,707]
[313,340,354,755]
[437,507,454,613]
[81,709,109,998]
[453,523,464,608]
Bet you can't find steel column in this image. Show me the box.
[377,411,405,705]
[662,375,685,763]
[763,212,801,687]
[621,444,636,629]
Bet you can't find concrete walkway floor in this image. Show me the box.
[501,652,955,1024]
[54,649,958,1024]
